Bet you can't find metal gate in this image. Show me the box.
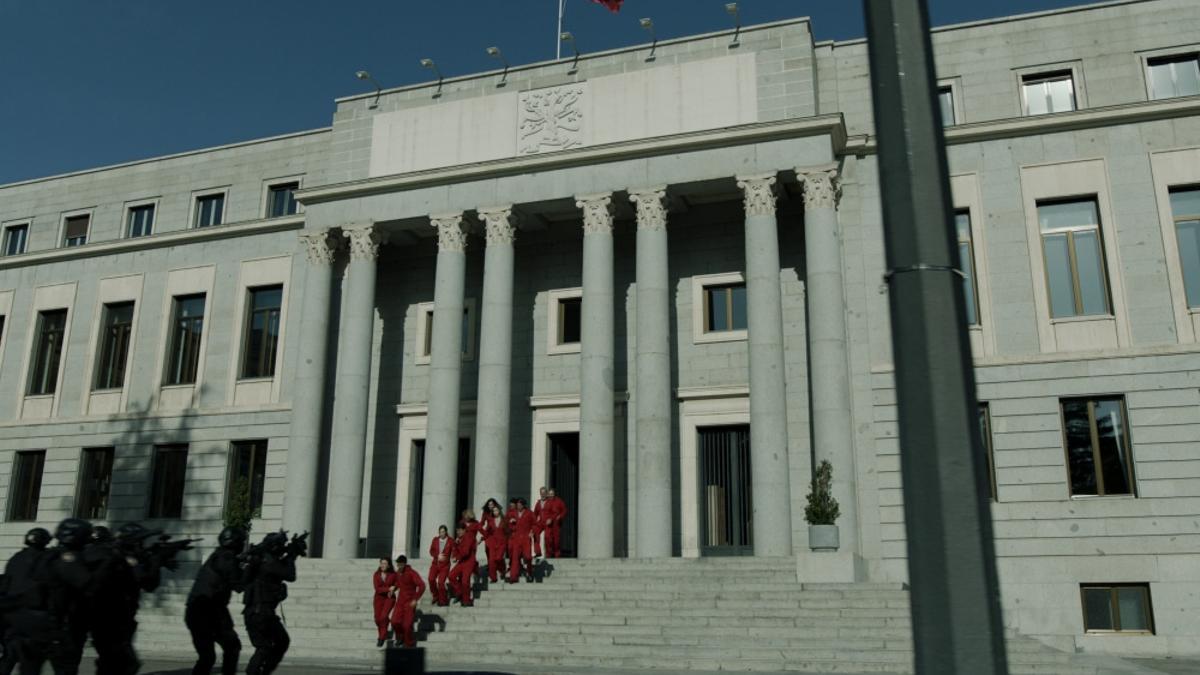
[548,432,580,557]
[408,437,472,557]
[699,425,753,556]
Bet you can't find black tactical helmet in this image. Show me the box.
[54,518,94,549]
[261,531,289,554]
[218,526,248,551]
[24,527,51,550]
[92,526,113,544]
[115,522,149,541]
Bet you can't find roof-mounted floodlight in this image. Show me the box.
[725,3,742,48]
[560,31,580,73]
[486,46,510,87]
[420,58,444,97]
[355,70,382,108]
[640,18,657,62]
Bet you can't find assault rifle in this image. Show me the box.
[149,534,201,571]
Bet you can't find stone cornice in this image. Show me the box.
[296,115,847,205]
[0,215,305,271]
[843,96,1200,155]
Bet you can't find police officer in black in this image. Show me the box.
[86,523,162,675]
[11,518,94,675]
[242,531,303,675]
[0,528,51,675]
[186,526,247,675]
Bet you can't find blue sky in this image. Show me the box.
[0,0,1089,184]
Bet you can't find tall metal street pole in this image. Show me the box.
[861,1,1009,673]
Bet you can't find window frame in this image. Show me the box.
[93,301,136,391]
[546,288,584,355]
[1141,48,1200,101]
[123,198,159,239]
[227,439,269,517]
[937,77,963,127]
[1015,63,1084,117]
[1080,583,1155,634]
[414,298,477,365]
[190,187,230,229]
[239,284,284,380]
[75,446,115,520]
[1059,395,1137,499]
[979,402,997,502]
[1167,185,1200,310]
[7,450,46,522]
[261,176,304,219]
[27,308,69,396]
[1036,197,1114,320]
[59,209,94,248]
[147,444,189,519]
[164,293,207,386]
[691,272,748,344]
[2,221,30,256]
[955,209,982,326]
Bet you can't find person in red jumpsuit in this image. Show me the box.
[544,487,569,558]
[459,509,481,543]
[531,486,549,559]
[447,524,478,607]
[504,499,518,572]
[389,555,425,649]
[506,498,536,583]
[480,503,508,582]
[371,558,396,648]
[427,525,452,607]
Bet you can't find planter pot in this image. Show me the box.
[808,524,840,552]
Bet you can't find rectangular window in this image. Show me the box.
[148,444,188,518]
[2,223,28,256]
[1061,396,1135,497]
[126,204,155,238]
[1022,71,1076,115]
[704,283,748,333]
[165,294,206,385]
[228,440,268,516]
[938,86,956,126]
[558,296,582,345]
[956,210,980,326]
[979,403,997,501]
[1081,584,1154,633]
[76,447,114,519]
[1169,186,1200,309]
[241,285,282,379]
[63,215,89,247]
[267,182,299,218]
[419,307,471,359]
[28,309,68,396]
[94,301,134,390]
[1147,54,1200,100]
[195,194,225,228]
[1038,199,1112,318]
[8,450,46,521]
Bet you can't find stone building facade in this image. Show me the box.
[1,0,1198,658]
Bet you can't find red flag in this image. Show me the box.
[591,0,623,12]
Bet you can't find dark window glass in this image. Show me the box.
[705,283,748,332]
[241,286,282,379]
[127,204,154,238]
[8,450,46,521]
[267,182,299,218]
[95,302,134,390]
[148,444,188,518]
[228,440,268,515]
[1147,54,1200,100]
[63,215,89,247]
[559,297,582,345]
[28,309,68,396]
[76,447,114,519]
[979,403,996,501]
[165,294,205,385]
[1038,199,1112,318]
[195,194,225,228]
[1169,187,1200,308]
[938,86,955,126]
[420,307,470,358]
[2,224,28,256]
[1062,396,1135,497]
[956,211,980,326]
[1082,584,1154,633]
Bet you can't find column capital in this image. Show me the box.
[628,187,669,232]
[298,229,339,266]
[477,206,518,247]
[796,167,841,210]
[430,212,469,253]
[342,223,385,262]
[736,173,779,217]
[575,193,614,236]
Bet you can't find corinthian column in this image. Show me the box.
[736,174,793,557]
[419,213,469,557]
[630,187,672,558]
[283,229,338,539]
[324,223,385,559]
[576,193,616,558]
[472,206,517,510]
[798,167,857,556]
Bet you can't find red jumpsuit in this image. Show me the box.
[389,566,425,648]
[447,534,478,606]
[506,508,536,582]
[427,535,453,606]
[372,570,397,640]
[532,498,549,557]
[480,515,508,582]
[544,496,568,558]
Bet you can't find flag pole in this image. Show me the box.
[557,0,566,59]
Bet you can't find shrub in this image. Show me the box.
[804,460,841,525]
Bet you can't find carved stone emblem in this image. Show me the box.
[518,85,585,155]
[798,169,841,210]
[629,188,668,232]
[736,174,778,217]
[431,213,468,253]
[576,194,614,236]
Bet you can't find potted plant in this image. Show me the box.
[805,460,841,551]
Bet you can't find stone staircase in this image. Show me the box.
[129,557,1114,673]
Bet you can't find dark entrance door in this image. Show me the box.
[408,437,472,557]
[548,432,580,557]
[699,425,753,556]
